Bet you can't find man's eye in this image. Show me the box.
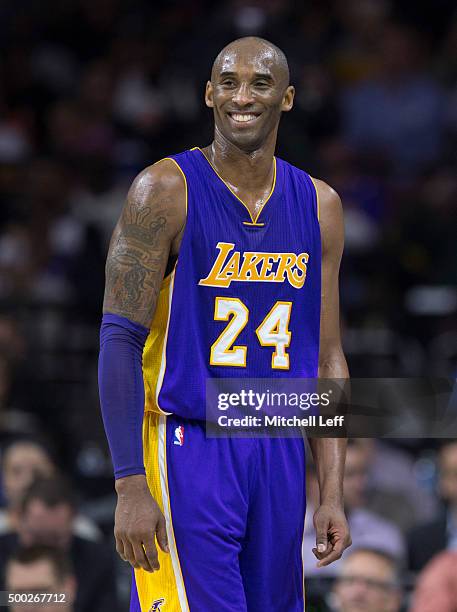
[255,81,269,88]
[221,80,235,87]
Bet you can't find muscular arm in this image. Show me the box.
[308,179,351,567]
[103,159,185,325]
[100,159,186,572]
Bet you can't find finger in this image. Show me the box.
[316,543,345,567]
[132,540,155,573]
[314,518,329,555]
[315,529,329,555]
[115,535,127,562]
[156,514,170,553]
[142,536,160,572]
[123,540,140,569]
[312,544,332,560]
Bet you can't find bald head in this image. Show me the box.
[205,36,294,151]
[211,37,289,86]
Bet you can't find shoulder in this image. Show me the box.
[311,178,342,221]
[128,157,186,204]
[310,178,344,254]
[123,157,187,237]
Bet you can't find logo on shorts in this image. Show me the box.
[149,598,165,611]
[174,425,184,446]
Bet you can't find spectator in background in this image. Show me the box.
[0,440,55,533]
[0,440,101,542]
[357,439,437,531]
[331,548,402,612]
[410,551,457,612]
[341,441,404,563]
[4,545,76,612]
[303,441,405,577]
[0,476,117,612]
[408,439,457,572]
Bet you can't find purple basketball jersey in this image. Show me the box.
[152,147,321,419]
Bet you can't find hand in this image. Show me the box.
[312,502,351,567]
[114,474,169,572]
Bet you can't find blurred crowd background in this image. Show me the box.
[0,0,456,610]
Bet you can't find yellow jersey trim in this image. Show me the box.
[301,453,307,612]
[154,269,176,415]
[136,412,190,610]
[160,416,190,610]
[195,147,277,225]
[142,270,176,416]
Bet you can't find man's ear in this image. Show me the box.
[281,85,295,112]
[205,81,214,108]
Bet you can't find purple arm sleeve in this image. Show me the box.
[98,313,149,480]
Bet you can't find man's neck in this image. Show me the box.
[202,128,277,204]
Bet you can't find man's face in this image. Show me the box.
[205,42,294,151]
[343,446,369,510]
[2,445,55,506]
[18,501,73,550]
[439,443,457,506]
[333,551,401,612]
[6,559,74,612]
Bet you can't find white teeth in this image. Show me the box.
[231,113,257,122]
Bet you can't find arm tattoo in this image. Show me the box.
[123,206,167,243]
[103,193,173,325]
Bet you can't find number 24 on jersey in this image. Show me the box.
[210,297,292,370]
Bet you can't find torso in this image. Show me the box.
[142,147,322,421]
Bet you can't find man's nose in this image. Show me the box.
[232,83,254,107]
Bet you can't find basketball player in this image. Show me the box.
[99,37,351,611]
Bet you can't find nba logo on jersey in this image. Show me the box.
[149,598,165,611]
[173,426,184,446]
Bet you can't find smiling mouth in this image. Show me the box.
[228,112,261,124]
